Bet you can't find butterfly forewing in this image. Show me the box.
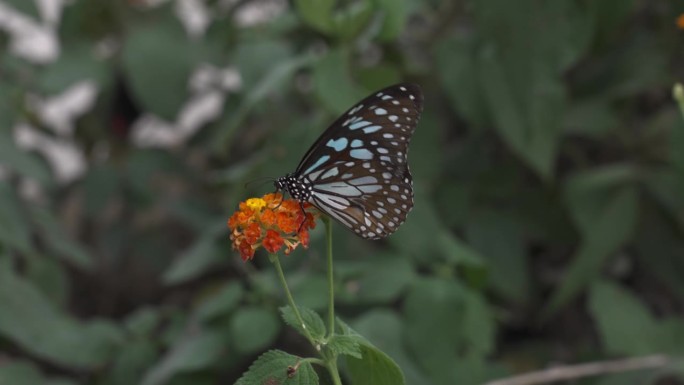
[282,83,423,240]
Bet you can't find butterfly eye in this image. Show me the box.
[277,83,423,239]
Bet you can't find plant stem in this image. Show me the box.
[323,216,335,337]
[301,357,327,367]
[269,254,316,345]
[326,357,343,385]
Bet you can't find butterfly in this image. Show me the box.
[275,83,423,240]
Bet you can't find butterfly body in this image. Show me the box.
[275,83,423,240]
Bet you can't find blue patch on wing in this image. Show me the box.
[303,155,331,174]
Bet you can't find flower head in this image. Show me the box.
[228,193,317,261]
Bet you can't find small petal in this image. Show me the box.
[261,209,277,226]
[244,222,262,244]
[263,230,285,254]
[238,242,255,261]
[299,230,310,248]
[245,197,267,211]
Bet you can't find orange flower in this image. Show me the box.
[678,14,684,29]
[228,193,318,261]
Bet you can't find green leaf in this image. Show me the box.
[105,339,158,385]
[545,184,638,317]
[346,342,405,385]
[121,20,196,120]
[141,329,225,385]
[29,206,93,270]
[634,208,684,300]
[313,49,366,116]
[586,0,637,47]
[230,307,281,355]
[338,318,405,383]
[564,164,639,234]
[389,197,486,268]
[337,254,415,304]
[235,350,318,385]
[645,167,684,227]
[82,163,120,215]
[402,277,496,383]
[351,311,432,385]
[195,282,244,322]
[212,52,316,153]
[332,1,374,40]
[294,0,335,34]
[0,269,123,369]
[466,210,530,303]
[38,45,111,94]
[0,130,52,186]
[403,278,463,377]
[327,334,362,358]
[563,98,619,137]
[357,64,402,91]
[125,307,161,337]
[0,360,78,385]
[289,274,330,311]
[25,255,70,306]
[162,221,226,285]
[409,109,445,183]
[0,86,17,131]
[233,40,293,90]
[462,289,496,356]
[435,36,489,128]
[2,0,41,19]
[589,281,661,355]
[279,305,326,341]
[0,361,43,385]
[0,182,33,254]
[479,47,564,179]
[669,114,684,171]
[374,0,408,41]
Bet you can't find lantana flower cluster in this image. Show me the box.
[228,193,317,261]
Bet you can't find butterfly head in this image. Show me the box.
[275,174,312,202]
[274,176,287,192]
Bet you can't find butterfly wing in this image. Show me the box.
[295,83,423,239]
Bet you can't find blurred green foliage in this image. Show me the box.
[1,0,684,384]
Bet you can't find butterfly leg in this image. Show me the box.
[272,191,284,209]
[297,201,308,233]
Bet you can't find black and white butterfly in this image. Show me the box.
[275,83,423,240]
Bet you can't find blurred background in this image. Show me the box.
[1,0,684,384]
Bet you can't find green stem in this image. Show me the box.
[326,358,343,385]
[323,216,335,337]
[270,254,316,345]
[300,357,327,367]
[674,83,684,119]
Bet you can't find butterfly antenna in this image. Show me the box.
[244,176,276,189]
